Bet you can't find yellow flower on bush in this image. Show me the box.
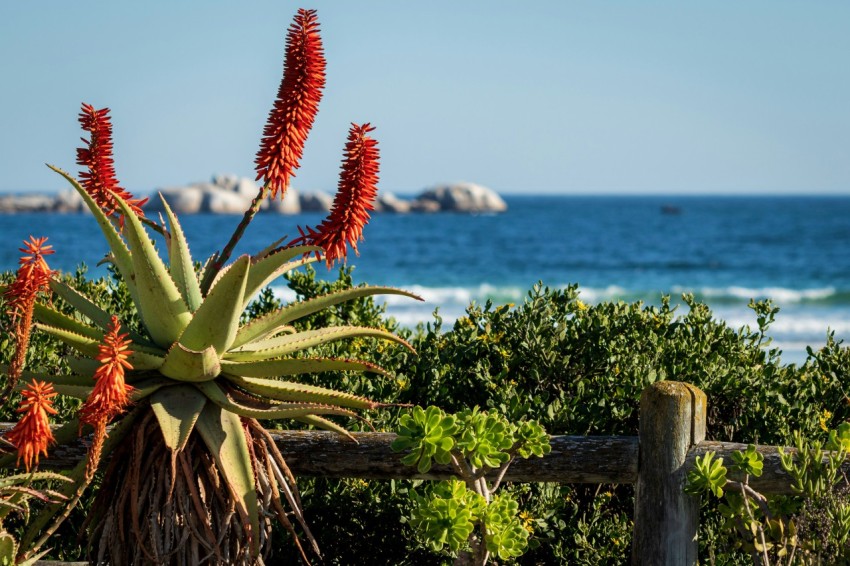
[820,409,833,432]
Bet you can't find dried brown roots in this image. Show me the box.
[84,409,317,565]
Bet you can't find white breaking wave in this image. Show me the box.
[266,284,849,364]
[673,285,837,303]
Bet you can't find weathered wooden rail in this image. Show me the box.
[0,381,830,565]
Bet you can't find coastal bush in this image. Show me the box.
[3,265,850,563]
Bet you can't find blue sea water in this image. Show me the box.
[2,195,849,364]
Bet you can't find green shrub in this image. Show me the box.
[3,265,849,564]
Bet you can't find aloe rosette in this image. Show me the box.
[0,8,419,563]
[7,166,417,560]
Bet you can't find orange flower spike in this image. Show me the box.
[2,236,55,391]
[255,8,326,200]
[79,315,135,428]
[4,380,58,471]
[77,103,148,223]
[310,123,380,267]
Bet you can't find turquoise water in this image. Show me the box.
[2,195,849,363]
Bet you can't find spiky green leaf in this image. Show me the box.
[225,326,415,362]
[114,197,191,346]
[293,414,357,442]
[160,196,203,312]
[196,381,358,420]
[241,245,321,308]
[179,255,249,355]
[47,165,137,302]
[232,286,421,348]
[220,357,390,379]
[159,343,220,382]
[195,403,260,557]
[150,384,207,452]
[223,372,379,410]
[49,279,157,348]
[33,323,164,370]
[32,302,102,340]
[34,322,99,357]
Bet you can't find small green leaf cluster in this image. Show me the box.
[393,405,549,563]
[393,406,458,473]
[685,451,729,498]
[483,494,530,560]
[409,480,484,552]
[455,407,515,470]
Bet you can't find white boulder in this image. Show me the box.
[300,191,334,212]
[414,182,507,213]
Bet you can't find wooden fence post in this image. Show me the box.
[632,381,706,565]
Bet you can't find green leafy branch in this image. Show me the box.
[392,405,550,565]
[687,429,850,565]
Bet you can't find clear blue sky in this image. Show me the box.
[1,1,848,196]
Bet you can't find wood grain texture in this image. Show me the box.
[0,424,638,484]
[632,381,705,566]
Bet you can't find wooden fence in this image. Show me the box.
[1,381,823,565]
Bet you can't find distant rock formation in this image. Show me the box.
[373,192,411,213]
[143,175,301,214]
[0,178,507,215]
[0,190,87,213]
[412,182,507,213]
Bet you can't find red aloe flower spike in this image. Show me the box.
[79,315,135,428]
[302,123,380,267]
[77,103,148,224]
[79,315,135,478]
[4,380,59,471]
[255,8,326,200]
[2,236,55,395]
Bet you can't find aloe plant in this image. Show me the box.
[0,8,418,564]
[0,168,417,564]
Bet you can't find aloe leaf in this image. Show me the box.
[224,326,415,362]
[0,532,17,564]
[47,165,138,299]
[232,286,421,348]
[130,376,171,401]
[197,381,358,420]
[113,197,192,347]
[222,372,379,410]
[33,323,164,370]
[32,302,102,340]
[49,279,156,347]
[67,357,100,376]
[51,383,93,399]
[241,245,321,308]
[150,384,207,452]
[293,414,357,441]
[160,196,203,312]
[0,365,86,384]
[34,322,100,357]
[195,403,260,557]
[220,357,390,379]
[179,255,249,355]
[32,302,165,357]
[159,343,220,382]
[48,279,113,330]
[0,471,72,489]
[17,547,52,566]
[251,237,286,262]
[126,350,166,371]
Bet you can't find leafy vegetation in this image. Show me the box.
[393,405,549,564]
[3,264,850,563]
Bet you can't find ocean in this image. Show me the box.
[2,195,849,364]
